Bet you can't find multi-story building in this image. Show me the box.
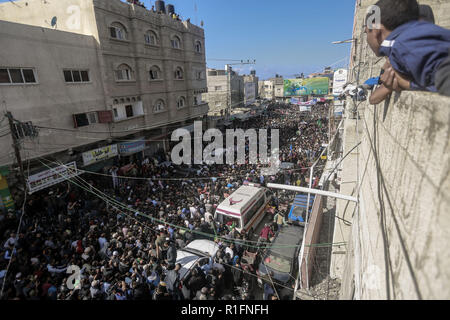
[309,67,334,95]
[243,70,259,106]
[261,80,274,100]
[257,75,283,102]
[0,0,208,186]
[271,76,284,102]
[204,67,244,116]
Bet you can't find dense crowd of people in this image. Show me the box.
[0,102,330,300]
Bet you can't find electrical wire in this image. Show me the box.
[36,157,336,251]
[0,158,29,298]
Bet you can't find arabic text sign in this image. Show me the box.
[27,162,81,194]
[332,69,348,96]
[119,138,146,155]
[82,144,118,166]
[299,106,312,112]
[284,78,329,96]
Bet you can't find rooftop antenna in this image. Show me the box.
[194,1,198,26]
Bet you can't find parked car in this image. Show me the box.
[174,239,220,299]
[256,224,304,289]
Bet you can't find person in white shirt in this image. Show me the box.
[189,205,198,219]
[98,234,107,249]
[204,211,214,224]
[3,233,16,249]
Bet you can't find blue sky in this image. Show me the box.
[153,0,357,79]
[1,0,357,80]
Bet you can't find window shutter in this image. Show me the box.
[97,111,113,123]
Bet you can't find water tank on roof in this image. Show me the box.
[155,0,166,13]
[166,4,175,16]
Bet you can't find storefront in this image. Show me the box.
[144,133,168,158]
[0,166,15,213]
[118,137,147,164]
[26,161,82,194]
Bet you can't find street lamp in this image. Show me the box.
[331,39,356,44]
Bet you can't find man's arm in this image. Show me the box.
[369,84,393,105]
[369,63,397,105]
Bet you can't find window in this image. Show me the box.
[64,70,73,82]
[195,41,202,53]
[149,66,161,80]
[87,112,98,124]
[196,71,203,80]
[177,97,186,109]
[115,64,132,81]
[215,86,222,91]
[72,70,81,82]
[171,36,181,49]
[0,68,37,84]
[125,105,134,118]
[23,69,36,83]
[174,67,183,80]
[73,113,89,128]
[194,94,203,106]
[113,108,118,118]
[64,70,90,83]
[110,23,127,40]
[153,100,165,113]
[81,71,90,82]
[243,196,265,226]
[0,69,9,83]
[9,69,24,83]
[145,31,157,45]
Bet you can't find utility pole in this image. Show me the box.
[5,112,26,189]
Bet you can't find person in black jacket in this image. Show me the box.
[184,267,206,299]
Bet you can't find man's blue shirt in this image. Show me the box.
[379,20,450,92]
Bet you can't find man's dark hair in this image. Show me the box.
[369,0,419,31]
[419,4,435,24]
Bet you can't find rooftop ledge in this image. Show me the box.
[110,0,204,34]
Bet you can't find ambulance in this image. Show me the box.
[215,184,272,236]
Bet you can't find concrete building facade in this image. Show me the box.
[203,67,244,116]
[261,80,274,100]
[330,0,450,300]
[272,77,285,102]
[0,0,208,172]
[243,71,259,106]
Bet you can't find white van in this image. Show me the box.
[215,185,272,235]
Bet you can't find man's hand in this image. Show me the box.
[381,59,410,92]
[380,66,397,92]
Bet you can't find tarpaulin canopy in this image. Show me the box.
[288,194,315,223]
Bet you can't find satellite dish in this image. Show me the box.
[51,16,57,27]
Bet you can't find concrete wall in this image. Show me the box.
[0,20,109,165]
[334,0,450,300]
[0,0,100,38]
[0,0,208,167]
[204,70,244,115]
